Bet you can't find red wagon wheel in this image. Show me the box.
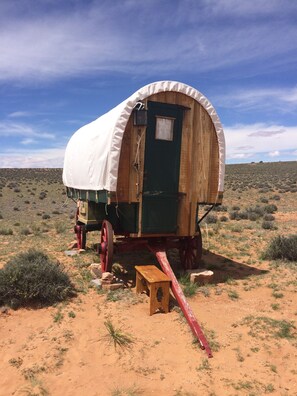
[76,224,86,250]
[179,227,202,270]
[100,220,114,273]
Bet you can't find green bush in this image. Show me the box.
[262,221,276,230]
[0,249,75,308]
[263,235,297,261]
[205,214,218,224]
[264,204,278,214]
[0,228,13,235]
[263,214,275,221]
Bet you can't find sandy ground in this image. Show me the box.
[1,247,297,396]
[0,166,297,396]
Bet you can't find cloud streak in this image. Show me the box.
[224,123,297,161]
[1,0,297,83]
[0,147,65,168]
[215,87,297,114]
[0,121,55,140]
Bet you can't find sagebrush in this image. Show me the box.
[263,235,297,262]
[0,249,75,307]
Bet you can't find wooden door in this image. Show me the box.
[142,101,183,233]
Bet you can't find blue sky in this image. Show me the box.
[1,0,297,167]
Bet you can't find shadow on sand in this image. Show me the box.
[111,248,268,288]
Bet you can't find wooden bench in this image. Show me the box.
[135,265,171,315]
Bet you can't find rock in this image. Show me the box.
[89,263,102,279]
[89,279,102,289]
[102,282,124,291]
[187,269,214,285]
[0,306,9,314]
[101,272,114,282]
[64,250,79,256]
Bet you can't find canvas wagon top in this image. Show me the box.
[62,80,225,194]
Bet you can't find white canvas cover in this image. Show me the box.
[63,81,225,192]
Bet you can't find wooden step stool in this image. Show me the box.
[135,265,171,316]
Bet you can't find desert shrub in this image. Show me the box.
[262,221,276,230]
[179,275,198,297]
[20,227,32,236]
[271,195,280,201]
[0,249,75,307]
[42,214,51,220]
[220,215,229,222]
[247,206,265,217]
[213,205,228,212]
[0,213,3,219]
[13,207,20,211]
[237,211,248,220]
[229,211,239,220]
[39,191,47,200]
[55,222,67,234]
[264,204,278,214]
[205,214,218,224]
[263,214,275,221]
[260,197,269,203]
[232,205,240,211]
[248,212,259,221]
[259,188,270,193]
[52,210,60,215]
[0,228,13,235]
[263,235,297,261]
[230,224,243,233]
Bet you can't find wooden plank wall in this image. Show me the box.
[114,91,222,236]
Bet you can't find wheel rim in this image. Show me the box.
[100,220,114,273]
[179,230,202,270]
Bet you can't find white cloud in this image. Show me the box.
[269,151,280,157]
[8,111,32,118]
[225,123,297,160]
[215,87,297,114]
[0,121,55,139]
[0,147,65,168]
[20,138,38,145]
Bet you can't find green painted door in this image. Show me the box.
[142,101,183,233]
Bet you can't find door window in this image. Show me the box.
[155,116,175,141]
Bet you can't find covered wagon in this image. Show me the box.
[63,81,225,357]
[63,81,225,272]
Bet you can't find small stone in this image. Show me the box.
[102,283,124,291]
[89,279,102,289]
[0,306,9,314]
[189,270,214,285]
[89,264,102,279]
[64,250,79,256]
[101,272,113,281]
